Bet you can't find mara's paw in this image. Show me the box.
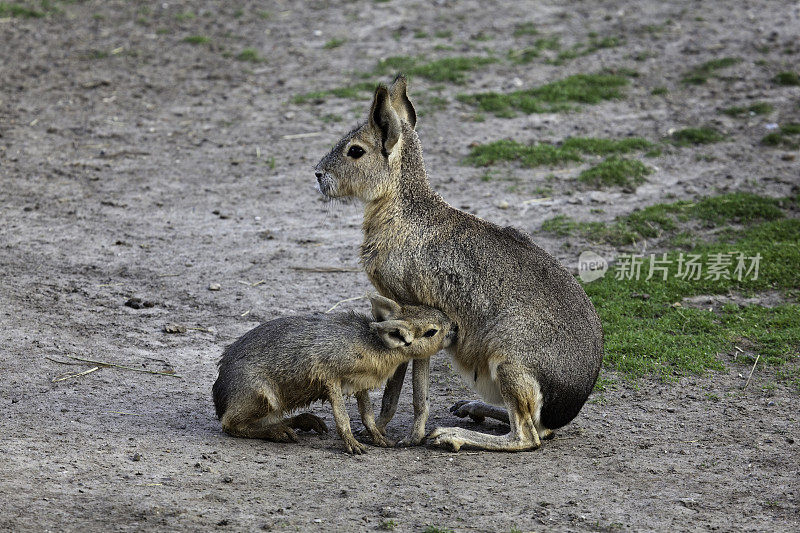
[292,413,329,435]
[356,426,386,439]
[449,400,486,424]
[343,437,368,455]
[268,426,299,443]
[370,432,395,448]
[426,428,464,452]
[396,432,425,448]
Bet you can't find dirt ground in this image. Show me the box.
[2,1,799,531]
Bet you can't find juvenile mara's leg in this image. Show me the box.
[355,390,393,447]
[220,389,298,442]
[428,361,542,452]
[286,413,328,435]
[450,400,509,425]
[326,381,367,455]
[398,358,430,446]
[374,361,409,431]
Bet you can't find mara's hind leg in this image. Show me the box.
[450,401,509,424]
[450,400,554,440]
[286,413,328,435]
[428,362,543,452]
[219,388,298,443]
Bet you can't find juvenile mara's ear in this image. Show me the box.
[370,320,415,349]
[369,293,402,321]
[389,74,417,129]
[368,84,402,157]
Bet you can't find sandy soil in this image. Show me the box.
[2,1,798,531]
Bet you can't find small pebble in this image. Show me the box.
[131,453,142,462]
[125,297,155,309]
[208,283,221,291]
[163,323,187,334]
[222,475,233,483]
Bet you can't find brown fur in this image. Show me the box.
[314,75,604,451]
[212,295,455,454]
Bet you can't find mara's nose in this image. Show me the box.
[315,171,323,181]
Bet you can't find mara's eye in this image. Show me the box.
[423,328,438,338]
[347,145,366,159]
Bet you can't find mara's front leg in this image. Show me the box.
[326,381,367,455]
[355,390,394,447]
[374,361,408,432]
[398,357,430,446]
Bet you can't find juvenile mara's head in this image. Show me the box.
[368,294,456,358]
[314,75,417,202]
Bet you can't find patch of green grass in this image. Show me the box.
[507,36,561,64]
[562,137,654,155]
[175,10,195,21]
[465,136,652,168]
[578,156,652,188]
[236,48,263,62]
[548,35,624,65]
[681,57,742,85]
[0,1,45,17]
[423,527,454,533]
[379,519,397,530]
[669,127,725,146]
[541,214,579,236]
[291,81,376,104]
[466,140,583,167]
[458,73,628,117]
[651,86,669,95]
[323,38,346,49]
[721,101,774,117]
[543,192,786,246]
[513,21,539,36]
[773,71,800,86]
[375,55,496,84]
[779,123,800,135]
[761,123,800,148]
[183,35,211,45]
[583,217,800,378]
[434,29,453,38]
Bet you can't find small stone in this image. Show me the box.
[208,283,221,291]
[666,407,675,413]
[787,437,794,444]
[222,475,233,483]
[781,153,795,161]
[163,323,187,334]
[131,453,142,462]
[496,200,510,209]
[125,297,155,309]
[630,292,651,300]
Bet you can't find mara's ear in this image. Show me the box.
[389,74,417,129]
[368,84,403,157]
[369,293,402,321]
[370,320,415,349]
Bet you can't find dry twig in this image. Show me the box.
[743,353,760,390]
[52,367,100,382]
[325,295,366,313]
[64,355,181,378]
